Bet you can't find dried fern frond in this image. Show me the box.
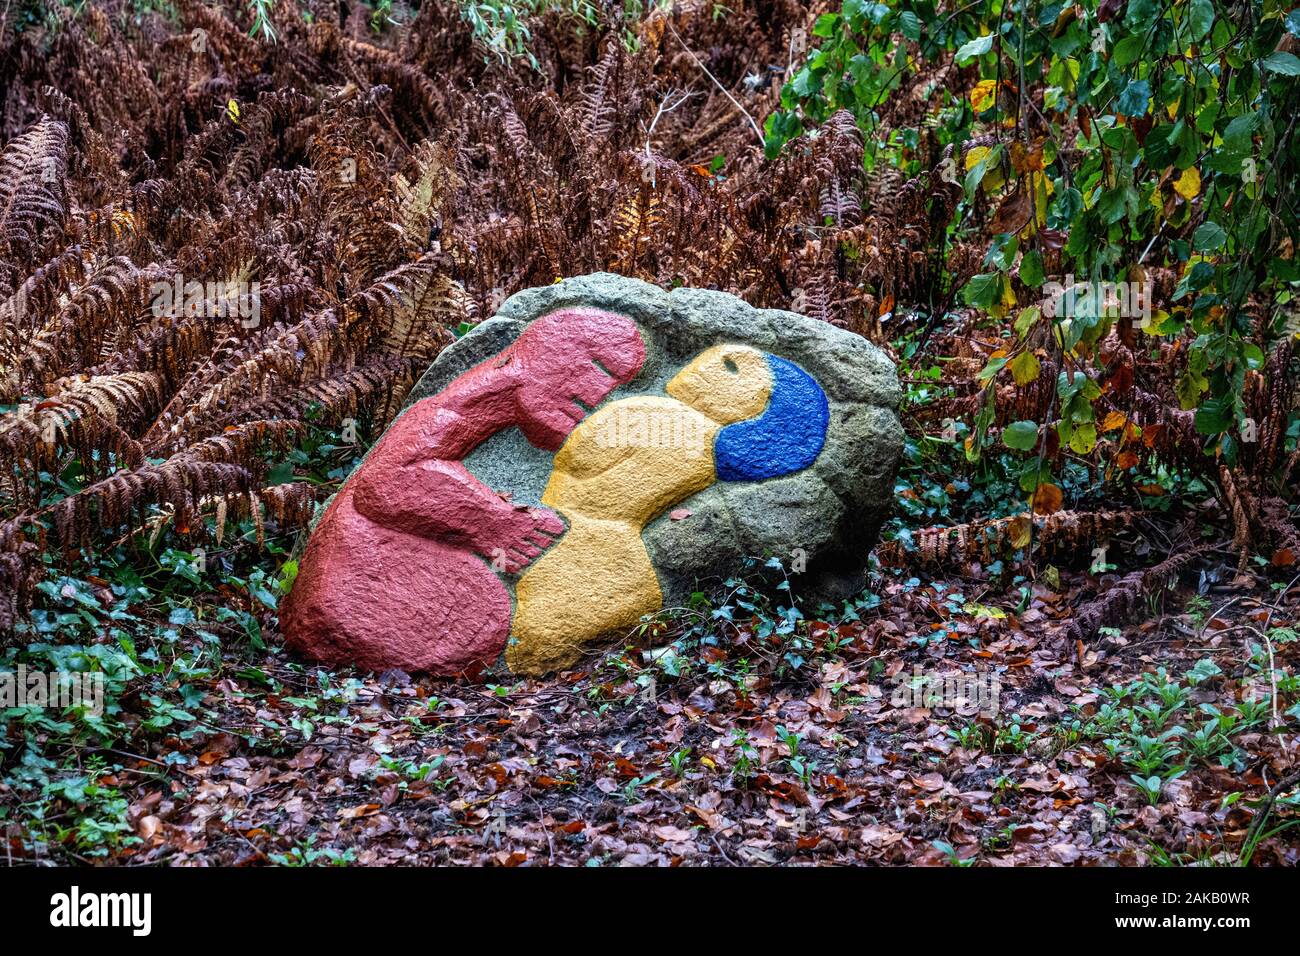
[876,510,1142,572]
[0,117,69,292]
[1065,543,1216,643]
[393,139,459,248]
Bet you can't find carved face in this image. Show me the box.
[509,308,647,450]
[665,344,772,424]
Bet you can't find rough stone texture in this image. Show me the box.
[285,273,903,676]
[282,307,647,674]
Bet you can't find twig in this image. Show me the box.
[641,89,697,187]
[709,831,737,864]
[1242,766,1300,860]
[665,21,764,151]
[523,792,556,865]
[98,748,201,778]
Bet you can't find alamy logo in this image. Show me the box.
[49,886,152,936]
[1042,274,1151,325]
[1,666,104,717]
[889,665,1001,716]
[150,274,261,328]
[592,405,709,456]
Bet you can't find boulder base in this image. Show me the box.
[283,273,903,675]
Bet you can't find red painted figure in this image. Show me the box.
[282,308,647,674]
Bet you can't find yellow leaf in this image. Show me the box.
[964,146,991,172]
[1002,274,1017,305]
[226,99,240,123]
[1069,422,1098,454]
[965,145,1005,193]
[1146,308,1172,335]
[1032,170,1053,227]
[1008,514,1033,549]
[989,274,1017,319]
[1174,166,1201,201]
[1009,141,1030,174]
[1009,349,1041,386]
[1101,410,1129,432]
[971,80,998,113]
[963,601,1007,619]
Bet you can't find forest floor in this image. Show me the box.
[16,556,1294,868]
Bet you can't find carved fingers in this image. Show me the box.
[486,506,566,574]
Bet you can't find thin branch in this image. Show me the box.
[665,20,765,151]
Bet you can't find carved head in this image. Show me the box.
[665,344,771,424]
[668,344,830,482]
[507,308,647,450]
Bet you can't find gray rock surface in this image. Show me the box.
[407,272,904,608]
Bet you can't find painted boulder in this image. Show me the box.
[282,273,903,676]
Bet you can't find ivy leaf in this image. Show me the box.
[1003,420,1040,451]
[267,460,295,485]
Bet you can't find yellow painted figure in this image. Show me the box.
[508,345,772,674]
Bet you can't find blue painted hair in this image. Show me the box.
[715,356,829,481]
